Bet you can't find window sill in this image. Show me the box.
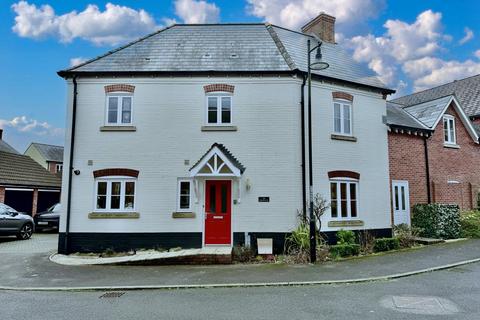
[331,134,357,142]
[201,125,237,132]
[100,126,137,132]
[172,212,196,219]
[328,220,364,227]
[443,143,459,149]
[88,212,139,219]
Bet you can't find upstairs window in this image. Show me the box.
[106,95,133,125]
[443,115,456,144]
[333,100,352,135]
[95,177,136,212]
[206,95,232,125]
[55,164,63,173]
[330,179,358,219]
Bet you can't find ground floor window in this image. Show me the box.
[330,180,358,218]
[177,179,192,211]
[95,178,136,211]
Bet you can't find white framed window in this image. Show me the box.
[206,95,232,125]
[443,115,456,144]
[106,94,133,125]
[94,177,136,212]
[55,164,63,173]
[333,100,352,135]
[330,179,358,219]
[177,179,192,212]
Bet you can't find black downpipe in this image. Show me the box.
[300,76,307,220]
[64,76,78,254]
[423,135,431,203]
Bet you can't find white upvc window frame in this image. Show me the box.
[205,93,233,126]
[443,115,456,145]
[329,178,359,219]
[105,93,134,126]
[94,176,137,212]
[333,99,353,136]
[55,164,63,173]
[177,179,192,212]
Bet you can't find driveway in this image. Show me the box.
[0,233,58,254]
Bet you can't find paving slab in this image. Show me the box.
[1,235,480,289]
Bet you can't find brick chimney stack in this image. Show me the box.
[301,12,336,44]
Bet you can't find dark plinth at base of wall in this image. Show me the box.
[321,228,393,244]
[58,232,202,254]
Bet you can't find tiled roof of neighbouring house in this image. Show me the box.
[0,151,61,188]
[0,139,19,154]
[391,74,480,117]
[386,101,429,130]
[29,143,64,162]
[59,23,391,92]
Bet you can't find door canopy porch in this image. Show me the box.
[190,143,245,177]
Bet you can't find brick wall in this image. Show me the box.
[389,102,480,211]
[0,186,4,203]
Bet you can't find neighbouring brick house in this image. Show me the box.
[24,142,64,174]
[0,130,61,215]
[387,76,480,225]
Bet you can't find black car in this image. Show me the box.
[34,203,61,231]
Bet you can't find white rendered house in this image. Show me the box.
[57,14,394,254]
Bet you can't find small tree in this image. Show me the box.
[298,193,330,236]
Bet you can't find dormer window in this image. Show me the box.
[443,115,456,145]
[206,95,232,125]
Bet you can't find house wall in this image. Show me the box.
[59,76,391,252]
[47,161,62,174]
[24,145,48,169]
[388,102,480,216]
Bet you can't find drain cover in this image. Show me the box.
[99,292,125,299]
[380,295,459,315]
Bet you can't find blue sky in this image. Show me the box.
[1,0,479,152]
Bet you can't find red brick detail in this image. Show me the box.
[332,91,353,102]
[389,102,480,211]
[203,84,235,94]
[32,189,38,216]
[104,84,135,93]
[93,168,139,178]
[0,186,5,203]
[328,170,360,180]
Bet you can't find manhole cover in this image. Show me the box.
[99,292,125,299]
[380,295,459,315]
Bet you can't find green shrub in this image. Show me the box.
[232,245,255,263]
[329,244,360,258]
[373,238,400,252]
[412,204,461,239]
[336,229,356,245]
[393,223,421,248]
[460,211,480,238]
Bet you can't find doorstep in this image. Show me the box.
[51,247,232,266]
[414,237,445,245]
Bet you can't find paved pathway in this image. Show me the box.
[1,236,479,289]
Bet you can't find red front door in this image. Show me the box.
[205,180,231,245]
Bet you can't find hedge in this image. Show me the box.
[460,211,480,238]
[412,204,461,239]
[373,238,400,252]
[329,244,360,258]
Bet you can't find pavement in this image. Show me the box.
[1,233,480,290]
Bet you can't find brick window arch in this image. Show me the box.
[332,91,353,102]
[204,84,235,94]
[104,84,135,93]
[328,170,360,180]
[93,168,139,178]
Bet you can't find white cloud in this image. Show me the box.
[0,116,64,137]
[459,27,474,45]
[475,50,480,59]
[69,57,88,67]
[11,1,159,45]
[175,0,220,24]
[246,0,384,34]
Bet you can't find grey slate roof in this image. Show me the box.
[386,102,428,130]
[30,143,64,162]
[0,151,62,188]
[0,139,19,154]
[391,74,480,117]
[190,143,246,174]
[61,23,391,92]
[401,95,453,129]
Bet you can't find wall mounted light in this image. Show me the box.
[74,170,81,176]
[245,178,252,191]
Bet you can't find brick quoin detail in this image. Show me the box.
[104,84,135,93]
[328,170,360,180]
[332,91,353,102]
[0,186,5,203]
[93,168,139,178]
[203,84,235,94]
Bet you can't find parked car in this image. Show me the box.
[0,203,34,240]
[34,203,61,231]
